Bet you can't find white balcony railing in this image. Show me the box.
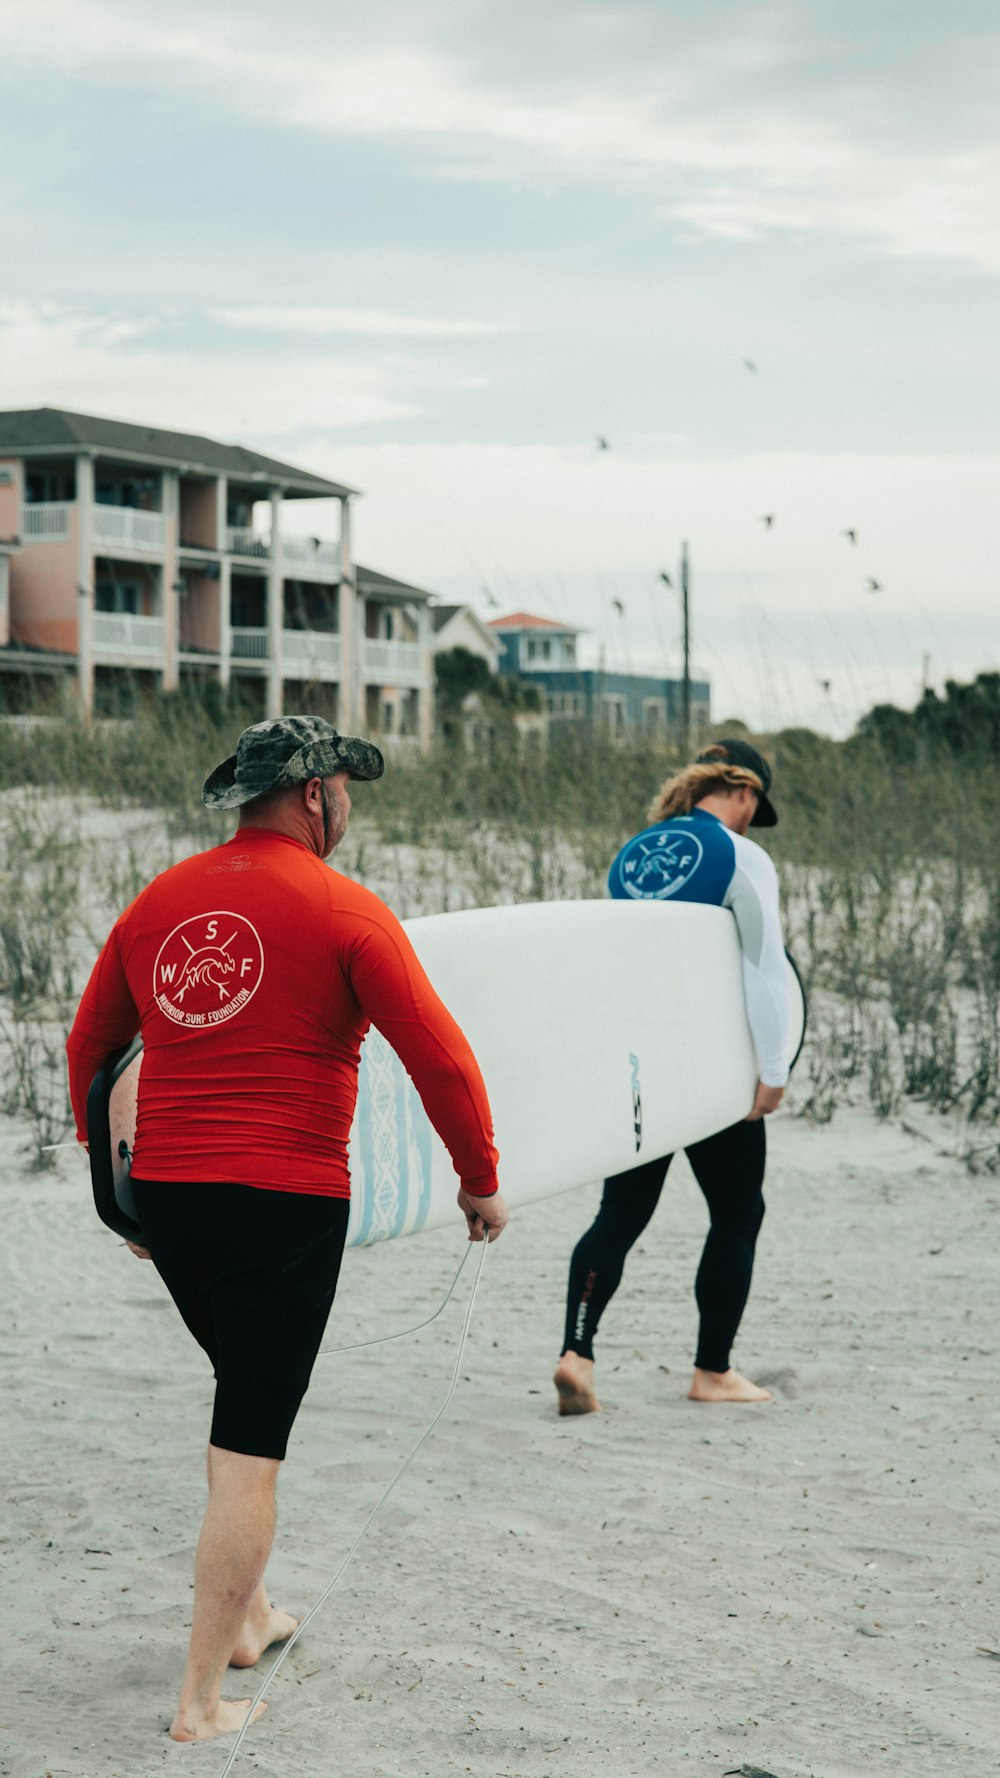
[283,629,340,670]
[93,612,165,655]
[362,640,426,686]
[225,530,340,579]
[281,536,340,579]
[93,506,164,552]
[226,526,270,558]
[231,627,269,658]
[229,628,342,673]
[22,502,72,542]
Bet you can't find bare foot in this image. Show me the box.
[688,1366,771,1403]
[230,1604,298,1668]
[554,1351,601,1416]
[169,1697,268,1743]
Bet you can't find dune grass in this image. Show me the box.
[0,688,997,1166]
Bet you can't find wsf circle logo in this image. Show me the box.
[153,912,264,1029]
[614,828,704,899]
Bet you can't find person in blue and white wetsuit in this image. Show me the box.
[554,738,789,1413]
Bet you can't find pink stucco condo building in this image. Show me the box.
[0,407,434,741]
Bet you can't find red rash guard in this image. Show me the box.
[66,828,499,1199]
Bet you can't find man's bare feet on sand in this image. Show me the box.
[230,1603,298,1668]
[688,1366,771,1403]
[554,1351,601,1415]
[169,1697,268,1743]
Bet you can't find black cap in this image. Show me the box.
[696,738,777,827]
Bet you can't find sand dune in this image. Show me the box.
[2,1101,998,1778]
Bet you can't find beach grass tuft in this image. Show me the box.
[0,684,997,1161]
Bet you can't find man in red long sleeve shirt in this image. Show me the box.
[67,715,507,1746]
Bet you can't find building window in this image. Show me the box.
[643,698,667,738]
[602,694,627,742]
[95,579,142,615]
[231,589,263,627]
[547,691,584,718]
[95,474,159,511]
[25,466,76,503]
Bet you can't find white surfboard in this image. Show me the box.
[347,900,804,1246]
[94,900,805,1249]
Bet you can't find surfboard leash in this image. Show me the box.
[317,1239,472,1358]
[218,1233,492,1778]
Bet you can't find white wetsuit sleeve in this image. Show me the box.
[724,836,790,1088]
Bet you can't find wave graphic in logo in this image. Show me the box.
[153,912,264,1029]
[617,830,704,899]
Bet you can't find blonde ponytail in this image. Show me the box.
[647,761,763,824]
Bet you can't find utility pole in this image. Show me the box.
[680,539,691,758]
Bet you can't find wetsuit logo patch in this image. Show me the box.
[616,830,704,899]
[153,912,264,1029]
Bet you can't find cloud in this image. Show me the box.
[211,306,518,338]
[1,292,995,730]
[0,307,420,436]
[673,146,1000,274]
[9,0,1000,273]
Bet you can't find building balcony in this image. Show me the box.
[283,628,341,673]
[93,506,165,552]
[281,535,340,579]
[226,529,340,580]
[230,627,342,678]
[231,626,270,658]
[22,502,163,551]
[93,612,165,656]
[520,648,578,671]
[80,618,425,684]
[226,527,270,559]
[362,639,425,686]
[22,502,72,542]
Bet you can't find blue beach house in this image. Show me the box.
[488,611,710,744]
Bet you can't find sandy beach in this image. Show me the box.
[3,1094,998,1778]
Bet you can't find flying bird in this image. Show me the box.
[866,577,882,593]
[817,678,832,694]
[842,528,857,545]
[596,436,611,451]
[481,584,499,609]
[744,358,758,374]
[611,598,625,616]
[760,514,775,528]
[658,571,673,588]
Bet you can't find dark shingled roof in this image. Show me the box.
[430,604,462,630]
[354,565,435,602]
[0,407,355,499]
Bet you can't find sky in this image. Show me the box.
[3,0,998,734]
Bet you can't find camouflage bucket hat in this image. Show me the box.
[202,715,385,810]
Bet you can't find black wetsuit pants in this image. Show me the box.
[131,1178,350,1461]
[562,1117,766,1373]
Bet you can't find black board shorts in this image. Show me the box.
[130,1179,350,1461]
